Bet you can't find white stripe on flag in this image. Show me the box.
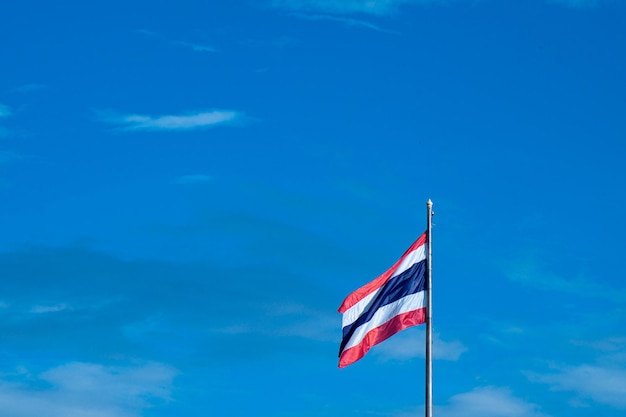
[341,244,426,328]
[343,290,426,351]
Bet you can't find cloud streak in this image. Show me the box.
[0,151,24,166]
[288,12,397,33]
[170,41,217,53]
[437,386,550,417]
[548,0,604,8]
[529,364,626,409]
[271,0,433,15]
[0,104,13,137]
[0,104,11,118]
[272,0,612,15]
[15,84,46,93]
[395,386,550,417]
[374,328,467,361]
[0,237,339,364]
[136,30,217,53]
[30,303,72,314]
[0,361,176,417]
[100,110,244,132]
[503,256,626,302]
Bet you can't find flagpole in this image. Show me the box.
[425,199,433,417]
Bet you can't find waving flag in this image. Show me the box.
[338,232,428,368]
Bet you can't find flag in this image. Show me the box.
[338,232,427,368]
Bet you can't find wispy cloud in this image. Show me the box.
[99,110,244,132]
[373,328,467,361]
[172,174,214,185]
[394,386,550,417]
[0,151,23,166]
[30,303,71,314]
[288,12,398,33]
[571,337,626,353]
[0,361,177,417]
[273,0,611,15]
[548,0,604,8]
[436,386,551,417]
[0,104,12,137]
[0,104,11,118]
[503,256,626,301]
[135,29,159,38]
[264,303,338,342]
[15,83,46,93]
[207,303,338,343]
[0,241,339,362]
[170,41,216,53]
[528,365,626,409]
[271,0,432,15]
[136,29,217,53]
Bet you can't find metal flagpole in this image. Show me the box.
[425,199,433,417]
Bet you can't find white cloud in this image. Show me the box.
[0,151,23,166]
[374,328,467,361]
[260,303,338,342]
[206,303,339,343]
[0,362,177,417]
[0,104,13,137]
[288,12,397,32]
[272,0,613,15]
[15,84,46,93]
[503,256,626,301]
[529,365,626,409]
[548,0,603,7]
[436,386,550,417]
[275,311,338,342]
[136,30,217,53]
[395,386,550,417]
[0,104,11,118]
[271,0,436,15]
[170,41,216,53]
[100,110,243,132]
[30,303,71,314]
[572,337,626,353]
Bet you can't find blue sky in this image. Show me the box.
[1,0,626,416]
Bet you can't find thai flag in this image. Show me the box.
[338,232,428,368]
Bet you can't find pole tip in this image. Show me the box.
[427,199,433,207]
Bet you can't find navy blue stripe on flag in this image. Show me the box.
[339,259,426,355]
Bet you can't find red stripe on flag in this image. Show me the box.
[338,307,427,368]
[338,233,427,313]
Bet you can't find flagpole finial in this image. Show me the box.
[427,199,433,207]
